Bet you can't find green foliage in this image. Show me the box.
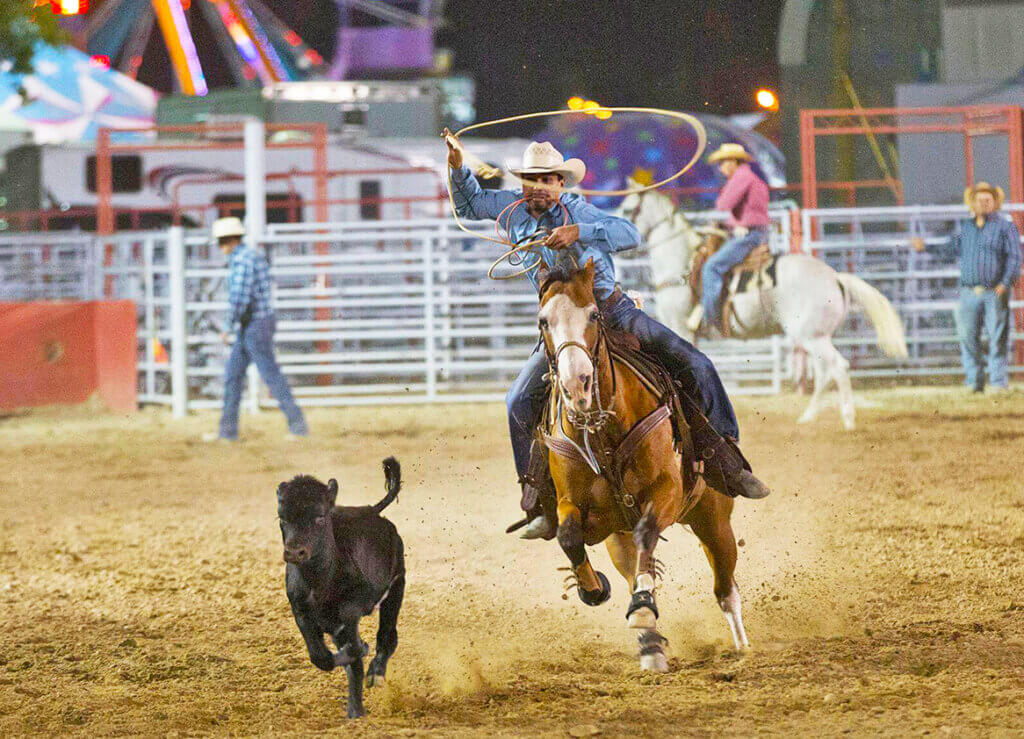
[0,2,69,75]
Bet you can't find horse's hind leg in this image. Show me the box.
[826,341,855,430]
[689,496,749,651]
[796,337,834,426]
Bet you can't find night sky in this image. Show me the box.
[104,0,784,127]
[438,0,783,129]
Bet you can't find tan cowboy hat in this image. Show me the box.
[707,142,753,165]
[963,181,1005,212]
[212,216,246,240]
[509,141,587,188]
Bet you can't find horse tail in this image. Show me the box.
[373,457,401,514]
[834,273,909,359]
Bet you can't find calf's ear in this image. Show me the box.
[276,482,287,501]
[326,479,338,507]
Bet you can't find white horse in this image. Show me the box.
[617,184,908,430]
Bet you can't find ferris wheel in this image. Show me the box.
[82,0,446,95]
[84,0,327,95]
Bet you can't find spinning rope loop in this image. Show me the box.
[444,107,708,281]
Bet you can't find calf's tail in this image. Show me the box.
[373,457,401,514]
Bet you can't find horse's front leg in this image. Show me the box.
[556,499,611,607]
[627,472,683,633]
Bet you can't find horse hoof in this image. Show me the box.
[628,607,657,630]
[640,652,669,672]
[365,672,385,688]
[577,571,611,607]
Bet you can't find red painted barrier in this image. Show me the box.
[0,301,137,412]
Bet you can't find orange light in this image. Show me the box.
[567,96,585,110]
[51,0,88,14]
[595,110,612,120]
[582,100,600,115]
[756,88,779,111]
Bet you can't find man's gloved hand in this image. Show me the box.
[544,224,580,250]
[442,127,463,170]
[733,225,749,238]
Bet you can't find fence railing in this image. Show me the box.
[3,203,1021,413]
[801,203,1024,375]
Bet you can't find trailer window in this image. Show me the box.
[359,180,381,220]
[86,155,142,193]
[213,193,303,225]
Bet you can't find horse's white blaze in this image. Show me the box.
[542,293,596,410]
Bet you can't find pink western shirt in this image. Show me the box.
[715,163,770,230]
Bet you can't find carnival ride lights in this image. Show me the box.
[82,0,327,95]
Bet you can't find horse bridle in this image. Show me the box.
[543,326,617,475]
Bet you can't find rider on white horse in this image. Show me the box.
[443,131,770,540]
[689,143,771,333]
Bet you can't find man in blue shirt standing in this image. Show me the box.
[444,131,769,540]
[913,182,1022,392]
[210,217,308,441]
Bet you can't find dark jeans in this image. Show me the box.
[701,228,766,324]
[219,316,308,440]
[506,293,740,478]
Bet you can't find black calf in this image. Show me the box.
[277,457,405,719]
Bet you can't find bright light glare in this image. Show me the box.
[567,96,584,110]
[756,88,778,110]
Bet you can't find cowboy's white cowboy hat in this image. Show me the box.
[964,181,1005,212]
[509,141,587,188]
[707,142,753,165]
[212,216,246,240]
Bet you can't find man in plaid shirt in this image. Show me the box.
[210,217,308,441]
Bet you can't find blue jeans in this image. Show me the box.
[219,316,308,439]
[506,293,740,478]
[701,229,766,325]
[956,287,1010,389]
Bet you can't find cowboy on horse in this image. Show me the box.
[687,143,771,334]
[443,130,770,539]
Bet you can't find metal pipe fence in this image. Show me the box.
[4,204,1021,413]
[801,203,1024,376]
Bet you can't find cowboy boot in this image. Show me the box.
[681,399,770,500]
[506,439,558,540]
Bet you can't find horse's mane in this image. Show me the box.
[537,264,579,297]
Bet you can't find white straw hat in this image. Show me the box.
[707,142,753,165]
[509,141,587,188]
[212,216,246,240]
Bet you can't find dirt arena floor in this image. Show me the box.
[1,387,1023,737]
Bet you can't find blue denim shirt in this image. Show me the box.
[449,165,640,299]
[226,244,275,330]
[932,214,1022,288]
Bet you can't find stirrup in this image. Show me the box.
[520,515,556,540]
[685,304,704,333]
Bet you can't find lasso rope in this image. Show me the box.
[444,107,707,280]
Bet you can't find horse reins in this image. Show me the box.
[543,326,618,475]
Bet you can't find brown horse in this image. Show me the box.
[536,260,749,672]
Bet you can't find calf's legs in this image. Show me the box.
[367,574,405,687]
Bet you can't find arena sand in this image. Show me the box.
[1,387,1023,737]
